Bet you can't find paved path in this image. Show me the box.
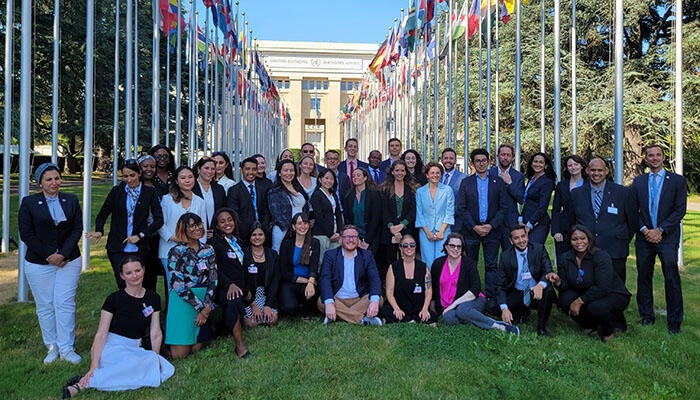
[688,201,700,212]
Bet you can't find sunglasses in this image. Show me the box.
[401,242,417,248]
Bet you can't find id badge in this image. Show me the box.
[142,304,154,317]
[413,284,422,294]
[521,272,532,280]
[607,206,618,215]
[227,250,237,259]
[197,260,208,271]
[248,264,258,274]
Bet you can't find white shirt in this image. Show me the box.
[158,194,207,259]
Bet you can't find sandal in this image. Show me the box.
[62,376,82,399]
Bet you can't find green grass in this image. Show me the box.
[0,188,698,399]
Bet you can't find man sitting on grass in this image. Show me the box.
[318,225,382,325]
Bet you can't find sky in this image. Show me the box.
[197,0,407,45]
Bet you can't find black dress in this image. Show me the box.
[380,259,437,323]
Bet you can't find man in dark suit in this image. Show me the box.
[379,137,402,173]
[324,149,352,203]
[318,225,382,325]
[441,147,466,196]
[455,148,507,299]
[337,138,369,179]
[570,157,634,283]
[496,225,555,336]
[630,144,687,335]
[489,143,525,251]
[367,150,387,185]
[227,157,272,245]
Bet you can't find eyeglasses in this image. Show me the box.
[473,158,489,164]
[187,223,204,231]
[446,243,462,249]
[400,242,417,248]
[341,235,359,240]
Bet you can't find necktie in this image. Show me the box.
[650,173,660,228]
[593,189,602,219]
[249,184,258,220]
[373,169,379,182]
[443,173,450,185]
[520,253,531,306]
[349,161,355,178]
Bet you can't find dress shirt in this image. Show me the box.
[476,174,489,223]
[124,183,142,252]
[648,169,666,228]
[336,250,359,300]
[45,195,67,225]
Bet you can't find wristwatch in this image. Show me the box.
[138,232,145,239]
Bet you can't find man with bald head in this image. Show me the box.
[570,157,634,284]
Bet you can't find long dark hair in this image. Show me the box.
[275,159,309,201]
[170,166,196,202]
[285,212,313,265]
[212,208,240,239]
[401,149,424,175]
[211,151,234,180]
[562,154,588,180]
[526,152,556,181]
[148,144,176,172]
[353,167,378,191]
[380,159,416,197]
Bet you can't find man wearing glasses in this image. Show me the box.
[454,148,507,302]
[495,225,555,336]
[318,225,382,325]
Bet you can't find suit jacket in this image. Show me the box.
[496,243,553,306]
[309,187,344,238]
[337,159,369,177]
[520,175,555,228]
[94,183,164,254]
[630,170,687,244]
[454,174,507,240]
[415,183,455,232]
[227,178,272,243]
[319,247,381,302]
[556,249,631,303]
[242,246,280,309]
[192,180,227,226]
[342,189,382,251]
[489,166,525,229]
[570,181,634,258]
[208,235,248,299]
[367,167,387,185]
[551,180,579,238]
[430,255,481,314]
[277,236,321,281]
[380,157,400,173]
[18,192,82,264]
[444,169,466,197]
[334,170,352,202]
[380,187,417,244]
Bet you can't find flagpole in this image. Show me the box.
[125,0,133,157]
[113,0,120,185]
[613,0,623,184]
[152,0,160,147]
[188,2,196,163]
[495,6,500,150]
[213,28,220,150]
[203,19,210,155]
[674,0,684,267]
[539,0,545,153]
[83,0,95,272]
[51,0,60,164]
[175,0,183,166]
[571,0,577,153]
[2,0,14,254]
[464,0,469,163]
[447,1,453,147]
[514,0,521,170]
[553,0,561,179]
[18,0,33,300]
[485,0,492,154]
[165,34,171,149]
[478,13,482,148]
[421,28,428,157]
[432,2,439,161]
[134,0,139,155]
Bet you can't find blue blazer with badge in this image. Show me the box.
[571,181,634,258]
[454,174,507,240]
[319,247,382,303]
[18,192,82,265]
[489,166,525,230]
[630,171,687,244]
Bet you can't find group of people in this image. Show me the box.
[17,139,687,398]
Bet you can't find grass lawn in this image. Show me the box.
[0,186,698,399]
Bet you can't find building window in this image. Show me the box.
[302,80,308,90]
[284,80,290,89]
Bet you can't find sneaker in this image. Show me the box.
[43,345,59,364]
[496,322,520,336]
[368,317,382,326]
[323,317,330,325]
[61,350,82,365]
[360,316,370,326]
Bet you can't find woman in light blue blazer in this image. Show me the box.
[415,161,455,267]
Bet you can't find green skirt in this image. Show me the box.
[165,287,206,346]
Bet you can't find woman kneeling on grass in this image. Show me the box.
[62,256,174,398]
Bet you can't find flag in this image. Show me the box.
[467,0,481,39]
[368,39,388,77]
[202,0,214,6]
[426,35,436,60]
[503,0,515,13]
[254,51,270,92]
[452,0,469,41]
[500,0,511,24]
[197,26,207,70]
[381,25,397,67]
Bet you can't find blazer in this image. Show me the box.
[319,247,381,302]
[520,175,555,228]
[277,236,321,282]
[242,246,280,309]
[192,180,227,226]
[342,189,383,251]
[454,174,507,240]
[489,166,525,229]
[430,255,481,315]
[444,168,466,197]
[227,178,272,243]
[309,187,344,238]
[380,187,417,244]
[556,249,631,303]
[18,192,82,264]
[337,159,369,177]
[379,157,400,173]
[208,235,248,300]
[94,183,164,254]
[334,170,352,202]
[267,186,309,232]
[367,167,387,185]
[630,170,687,244]
[415,183,455,232]
[570,181,634,258]
[495,243,553,306]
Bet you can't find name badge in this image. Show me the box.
[521,272,532,280]
[607,206,618,215]
[197,260,208,271]
[227,250,237,259]
[413,284,422,294]
[142,304,154,317]
[248,264,258,274]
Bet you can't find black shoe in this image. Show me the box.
[537,328,549,337]
[668,323,681,335]
[639,318,655,326]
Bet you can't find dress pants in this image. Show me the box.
[611,257,627,285]
[527,224,550,245]
[24,258,82,355]
[504,286,555,330]
[635,239,683,326]
[419,228,449,268]
[278,281,318,317]
[558,289,629,336]
[442,296,498,330]
[318,295,371,324]
[464,235,499,298]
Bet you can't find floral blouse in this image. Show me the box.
[167,243,218,312]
